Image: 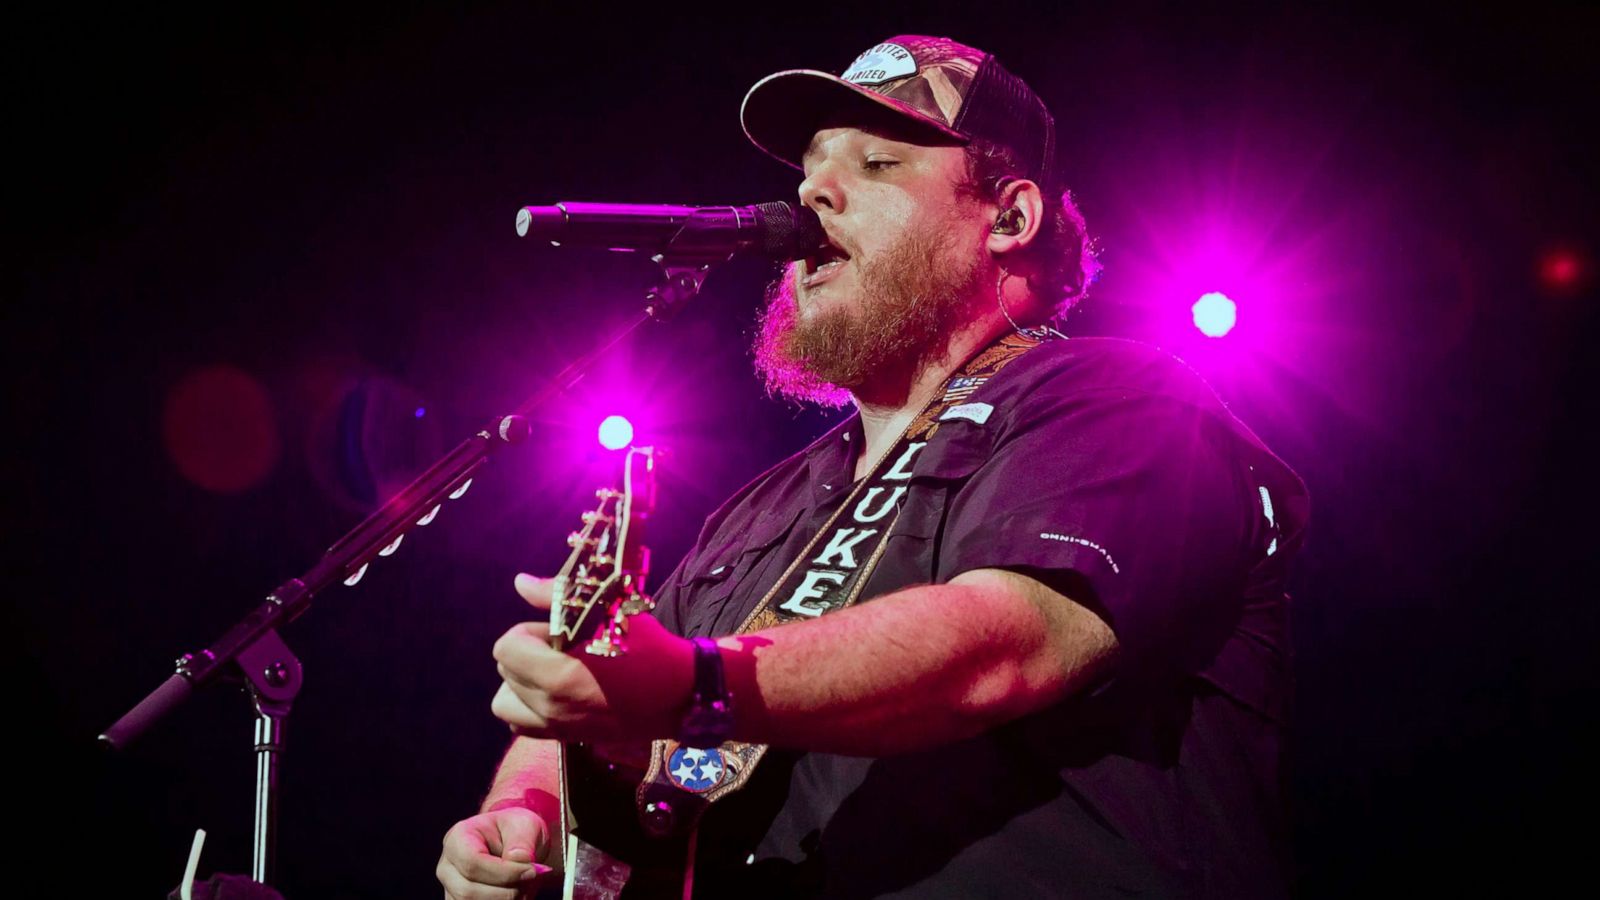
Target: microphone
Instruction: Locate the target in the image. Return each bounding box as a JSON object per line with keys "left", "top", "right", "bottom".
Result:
{"left": 516, "top": 201, "right": 823, "bottom": 262}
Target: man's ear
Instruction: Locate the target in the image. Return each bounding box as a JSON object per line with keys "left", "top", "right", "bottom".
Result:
{"left": 985, "top": 177, "right": 1045, "bottom": 259}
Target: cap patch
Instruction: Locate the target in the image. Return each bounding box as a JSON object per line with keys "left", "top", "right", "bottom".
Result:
{"left": 842, "top": 42, "right": 917, "bottom": 86}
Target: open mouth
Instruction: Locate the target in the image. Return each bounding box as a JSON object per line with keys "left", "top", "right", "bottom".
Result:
{"left": 801, "top": 239, "right": 851, "bottom": 288}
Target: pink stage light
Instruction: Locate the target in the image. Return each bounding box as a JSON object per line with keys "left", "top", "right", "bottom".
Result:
{"left": 597, "top": 415, "right": 634, "bottom": 450}
{"left": 1538, "top": 245, "right": 1588, "bottom": 296}
{"left": 1192, "top": 292, "right": 1238, "bottom": 337}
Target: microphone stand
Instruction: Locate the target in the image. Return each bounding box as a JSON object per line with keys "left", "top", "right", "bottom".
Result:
{"left": 99, "top": 223, "right": 739, "bottom": 890}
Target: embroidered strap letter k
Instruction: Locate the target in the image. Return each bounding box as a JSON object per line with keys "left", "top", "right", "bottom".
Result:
{"left": 812, "top": 528, "right": 878, "bottom": 567}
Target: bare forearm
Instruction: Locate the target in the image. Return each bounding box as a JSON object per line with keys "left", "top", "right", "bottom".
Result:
{"left": 717, "top": 569, "right": 1117, "bottom": 756}
{"left": 482, "top": 736, "right": 561, "bottom": 823}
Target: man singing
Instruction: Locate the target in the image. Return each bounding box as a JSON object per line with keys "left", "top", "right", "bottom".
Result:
{"left": 439, "top": 35, "right": 1307, "bottom": 899}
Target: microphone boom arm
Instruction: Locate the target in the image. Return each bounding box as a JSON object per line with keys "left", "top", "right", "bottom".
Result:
{"left": 98, "top": 298, "right": 654, "bottom": 887}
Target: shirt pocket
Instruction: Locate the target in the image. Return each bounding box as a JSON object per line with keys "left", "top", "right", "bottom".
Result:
{"left": 861, "top": 437, "right": 991, "bottom": 596}
{"left": 679, "top": 505, "right": 803, "bottom": 637}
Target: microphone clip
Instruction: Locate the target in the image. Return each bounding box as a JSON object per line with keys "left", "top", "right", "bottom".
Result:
{"left": 644, "top": 255, "right": 713, "bottom": 321}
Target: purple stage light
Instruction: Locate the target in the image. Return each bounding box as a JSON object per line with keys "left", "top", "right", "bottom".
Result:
{"left": 1192, "top": 292, "right": 1238, "bottom": 337}
{"left": 414, "top": 406, "right": 426, "bottom": 418}
{"left": 598, "top": 415, "right": 634, "bottom": 450}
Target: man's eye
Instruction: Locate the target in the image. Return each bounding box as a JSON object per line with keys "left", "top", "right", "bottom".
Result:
{"left": 864, "top": 159, "right": 899, "bottom": 171}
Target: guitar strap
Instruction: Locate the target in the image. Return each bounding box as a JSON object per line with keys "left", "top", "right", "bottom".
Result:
{"left": 636, "top": 332, "right": 1046, "bottom": 837}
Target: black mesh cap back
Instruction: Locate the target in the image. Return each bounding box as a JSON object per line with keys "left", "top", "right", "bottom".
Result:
{"left": 950, "top": 54, "right": 1059, "bottom": 191}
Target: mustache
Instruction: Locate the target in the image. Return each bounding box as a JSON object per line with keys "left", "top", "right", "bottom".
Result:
{"left": 820, "top": 226, "right": 858, "bottom": 258}
{"left": 793, "top": 226, "right": 860, "bottom": 266}
{"left": 778, "top": 229, "right": 859, "bottom": 294}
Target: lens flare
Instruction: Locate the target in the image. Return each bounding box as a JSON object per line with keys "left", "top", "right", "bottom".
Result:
{"left": 162, "top": 365, "right": 281, "bottom": 493}
{"left": 1537, "top": 245, "right": 1588, "bottom": 296}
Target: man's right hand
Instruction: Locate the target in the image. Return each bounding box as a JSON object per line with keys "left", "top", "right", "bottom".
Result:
{"left": 437, "top": 805, "right": 555, "bottom": 899}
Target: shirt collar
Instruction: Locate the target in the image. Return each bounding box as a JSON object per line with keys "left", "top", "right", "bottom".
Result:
{"left": 803, "top": 412, "right": 862, "bottom": 506}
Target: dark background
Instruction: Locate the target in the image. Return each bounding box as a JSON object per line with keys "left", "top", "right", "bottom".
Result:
{"left": 8, "top": 2, "right": 1596, "bottom": 896}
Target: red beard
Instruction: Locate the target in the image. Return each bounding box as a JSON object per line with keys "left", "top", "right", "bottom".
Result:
{"left": 753, "top": 219, "right": 987, "bottom": 406}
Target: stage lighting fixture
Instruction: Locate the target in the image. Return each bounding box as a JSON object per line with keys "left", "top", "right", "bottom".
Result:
{"left": 598, "top": 415, "right": 634, "bottom": 450}
{"left": 1192, "top": 292, "right": 1238, "bottom": 337}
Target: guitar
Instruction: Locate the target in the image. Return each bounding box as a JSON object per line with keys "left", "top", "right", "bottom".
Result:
{"left": 548, "top": 446, "right": 714, "bottom": 899}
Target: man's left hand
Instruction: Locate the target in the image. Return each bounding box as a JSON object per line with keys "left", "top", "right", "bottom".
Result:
{"left": 492, "top": 573, "right": 696, "bottom": 744}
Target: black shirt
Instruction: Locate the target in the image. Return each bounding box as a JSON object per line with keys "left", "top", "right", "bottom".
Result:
{"left": 652, "top": 337, "right": 1309, "bottom": 899}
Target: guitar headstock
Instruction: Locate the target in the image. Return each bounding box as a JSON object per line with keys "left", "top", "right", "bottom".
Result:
{"left": 550, "top": 445, "right": 658, "bottom": 657}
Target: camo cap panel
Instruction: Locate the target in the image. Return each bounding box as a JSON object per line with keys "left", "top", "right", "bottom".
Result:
{"left": 741, "top": 34, "right": 1058, "bottom": 189}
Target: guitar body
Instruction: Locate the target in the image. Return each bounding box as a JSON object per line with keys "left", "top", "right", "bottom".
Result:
{"left": 562, "top": 741, "right": 790, "bottom": 899}
{"left": 562, "top": 743, "right": 690, "bottom": 899}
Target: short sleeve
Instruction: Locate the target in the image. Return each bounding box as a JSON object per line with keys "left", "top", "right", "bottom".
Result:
{"left": 938, "top": 386, "right": 1264, "bottom": 685}
{"left": 649, "top": 558, "right": 691, "bottom": 636}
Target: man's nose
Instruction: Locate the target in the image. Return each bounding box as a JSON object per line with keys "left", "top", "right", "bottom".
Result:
{"left": 798, "top": 165, "right": 843, "bottom": 215}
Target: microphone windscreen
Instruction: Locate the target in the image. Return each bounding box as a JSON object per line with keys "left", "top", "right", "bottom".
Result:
{"left": 753, "top": 202, "right": 824, "bottom": 261}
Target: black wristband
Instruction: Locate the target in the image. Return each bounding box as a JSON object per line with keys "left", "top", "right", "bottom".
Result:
{"left": 677, "top": 637, "right": 734, "bottom": 747}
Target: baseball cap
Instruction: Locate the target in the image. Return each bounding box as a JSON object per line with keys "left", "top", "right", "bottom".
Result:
{"left": 740, "top": 35, "right": 1058, "bottom": 189}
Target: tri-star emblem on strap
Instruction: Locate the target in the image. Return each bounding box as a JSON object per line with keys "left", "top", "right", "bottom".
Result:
{"left": 665, "top": 746, "right": 728, "bottom": 793}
